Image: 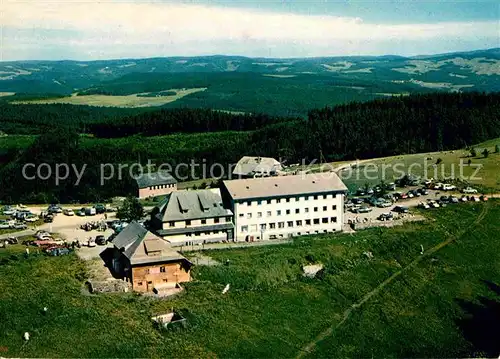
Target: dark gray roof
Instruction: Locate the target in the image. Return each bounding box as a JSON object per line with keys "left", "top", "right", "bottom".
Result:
{"left": 135, "top": 171, "right": 177, "bottom": 189}
{"left": 112, "top": 221, "right": 187, "bottom": 265}
{"left": 157, "top": 223, "right": 234, "bottom": 236}
{"left": 154, "top": 189, "right": 233, "bottom": 222}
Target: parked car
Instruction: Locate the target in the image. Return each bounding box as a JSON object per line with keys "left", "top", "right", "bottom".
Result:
{"left": 351, "top": 197, "right": 364, "bottom": 205}
{"left": 376, "top": 200, "right": 392, "bottom": 208}
{"left": 386, "top": 182, "right": 396, "bottom": 191}
{"left": 46, "top": 247, "right": 71, "bottom": 256}
{"left": 439, "top": 196, "right": 450, "bottom": 204}
{"left": 356, "top": 206, "right": 373, "bottom": 213}
{"left": 468, "top": 196, "right": 480, "bottom": 202}
{"left": 63, "top": 209, "right": 74, "bottom": 216}
{"left": 462, "top": 187, "right": 478, "bottom": 194}
{"left": 378, "top": 213, "right": 393, "bottom": 221}
{"left": 442, "top": 184, "right": 457, "bottom": 191}
{"left": 76, "top": 208, "right": 86, "bottom": 216}
{"left": 460, "top": 195, "right": 468, "bottom": 202}
{"left": 43, "top": 214, "right": 54, "bottom": 223}
{"left": 12, "top": 222, "right": 27, "bottom": 230}
{"left": 479, "top": 195, "right": 488, "bottom": 202}
{"left": 95, "top": 235, "right": 106, "bottom": 246}
{"left": 449, "top": 196, "right": 459, "bottom": 204}
{"left": 94, "top": 204, "right": 106, "bottom": 214}
{"left": 427, "top": 200, "right": 440, "bottom": 208}
{"left": 106, "top": 206, "right": 118, "bottom": 213}
{"left": 356, "top": 189, "right": 366, "bottom": 196}
{"left": 85, "top": 207, "right": 97, "bottom": 216}
{"left": 417, "top": 188, "right": 429, "bottom": 195}
{"left": 0, "top": 221, "right": 11, "bottom": 229}
{"left": 25, "top": 215, "right": 39, "bottom": 223}
{"left": 48, "top": 205, "right": 62, "bottom": 214}
{"left": 418, "top": 202, "right": 430, "bottom": 209}
{"left": 86, "top": 239, "right": 97, "bottom": 248}
{"left": 2, "top": 206, "right": 16, "bottom": 215}
{"left": 392, "top": 206, "right": 409, "bottom": 213}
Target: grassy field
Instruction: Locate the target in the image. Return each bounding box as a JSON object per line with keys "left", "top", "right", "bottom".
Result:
{"left": 1, "top": 201, "right": 499, "bottom": 358}
{"left": 318, "top": 137, "right": 500, "bottom": 193}
{"left": 12, "top": 88, "right": 207, "bottom": 108}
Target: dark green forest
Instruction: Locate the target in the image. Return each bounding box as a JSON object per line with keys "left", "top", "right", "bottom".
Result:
{"left": 0, "top": 92, "right": 499, "bottom": 203}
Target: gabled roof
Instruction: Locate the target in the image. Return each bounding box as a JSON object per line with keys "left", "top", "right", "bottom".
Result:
{"left": 223, "top": 172, "right": 348, "bottom": 200}
{"left": 111, "top": 221, "right": 187, "bottom": 265}
{"left": 154, "top": 189, "right": 233, "bottom": 222}
{"left": 232, "top": 156, "right": 282, "bottom": 176}
{"left": 135, "top": 171, "right": 177, "bottom": 189}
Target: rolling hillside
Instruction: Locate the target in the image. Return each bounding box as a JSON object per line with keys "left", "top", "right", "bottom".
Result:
{"left": 1, "top": 48, "right": 499, "bottom": 116}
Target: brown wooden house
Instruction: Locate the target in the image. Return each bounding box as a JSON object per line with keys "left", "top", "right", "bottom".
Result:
{"left": 110, "top": 222, "right": 192, "bottom": 293}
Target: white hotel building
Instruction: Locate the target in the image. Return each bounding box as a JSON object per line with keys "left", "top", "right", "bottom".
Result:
{"left": 222, "top": 173, "right": 347, "bottom": 241}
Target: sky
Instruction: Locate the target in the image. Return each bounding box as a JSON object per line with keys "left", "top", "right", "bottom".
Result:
{"left": 1, "top": 0, "right": 499, "bottom": 61}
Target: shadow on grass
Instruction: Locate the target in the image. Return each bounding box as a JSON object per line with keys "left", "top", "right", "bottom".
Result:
{"left": 456, "top": 280, "right": 500, "bottom": 358}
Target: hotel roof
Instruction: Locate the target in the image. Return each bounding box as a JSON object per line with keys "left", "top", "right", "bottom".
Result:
{"left": 223, "top": 172, "right": 347, "bottom": 200}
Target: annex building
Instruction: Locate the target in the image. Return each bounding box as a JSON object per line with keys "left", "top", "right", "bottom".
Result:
{"left": 150, "top": 189, "right": 234, "bottom": 247}
{"left": 222, "top": 172, "right": 347, "bottom": 241}
{"left": 135, "top": 170, "right": 177, "bottom": 199}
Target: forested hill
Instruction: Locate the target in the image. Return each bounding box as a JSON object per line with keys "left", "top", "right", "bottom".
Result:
{"left": 0, "top": 91, "right": 499, "bottom": 203}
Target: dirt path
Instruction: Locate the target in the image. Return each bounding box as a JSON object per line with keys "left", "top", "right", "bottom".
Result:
{"left": 296, "top": 202, "right": 491, "bottom": 359}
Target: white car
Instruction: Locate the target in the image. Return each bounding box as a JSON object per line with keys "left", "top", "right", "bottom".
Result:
{"left": 434, "top": 183, "right": 444, "bottom": 190}
{"left": 419, "top": 202, "right": 430, "bottom": 209}
{"left": 87, "top": 239, "right": 96, "bottom": 248}
{"left": 462, "top": 187, "right": 478, "bottom": 194}
{"left": 63, "top": 209, "right": 74, "bottom": 216}
{"left": 24, "top": 215, "right": 39, "bottom": 222}
{"left": 428, "top": 200, "right": 440, "bottom": 208}
{"left": 442, "top": 184, "right": 456, "bottom": 191}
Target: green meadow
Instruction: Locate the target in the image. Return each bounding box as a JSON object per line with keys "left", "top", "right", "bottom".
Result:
{"left": 1, "top": 201, "right": 499, "bottom": 358}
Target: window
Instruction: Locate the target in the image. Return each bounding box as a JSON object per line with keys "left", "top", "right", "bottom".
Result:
{"left": 201, "top": 219, "right": 207, "bottom": 224}
{"left": 296, "top": 220, "right": 302, "bottom": 226}
{"left": 226, "top": 217, "right": 232, "bottom": 222}
{"left": 314, "top": 207, "right": 318, "bottom": 212}
{"left": 295, "top": 196, "right": 300, "bottom": 202}
{"left": 138, "top": 281, "right": 143, "bottom": 286}
{"left": 322, "top": 218, "right": 328, "bottom": 224}
{"left": 257, "top": 200, "right": 262, "bottom": 205}
{"left": 250, "top": 225, "right": 258, "bottom": 232}
{"left": 169, "top": 221, "right": 175, "bottom": 227}
{"left": 195, "top": 232, "right": 200, "bottom": 236}
{"left": 145, "top": 269, "right": 150, "bottom": 274}
{"left": 305, "top": 208, "right": 309, "bottom": 213}
{"left": 286, "top": 198, "right": 290, "bottom": 203}
{"left": 295, "top": 208, "right": 300, "bottom": 214}
{"left": 239, "top": 213, "right": 244, "bottom": 218}
{"left": 241, "top": 225, "right": 248, "bottom": 232}
{"left": 214, "top": 217, "right": 220, "bottom": 223}
{"left": 332, "top": 205, "right": 337, "bottom": 210}
{"left": 313, "top": 218, "right": 320, "bottom": 224}
{"left": 331, "top": 217, "right": 337, "bottom": 223}
{"left": 260, "top": 224, "right": 266, "bottom": 231}
{"left": 323, "top": 206, "right": 327, "bottom": 211}
{"left": 286, "top": 209, "right": 291, "bottom": 215}
{"left": 247, "top": 201, "right": 252, "bottom": 206}
{"left": 277, "top": 210, "right": 282, "bottom": 216}
{"left": 186, "top": 220, "right": 191, "bottom": 226}
{"left": 278, "top": 222, "right": 285, "bottom": 229}
{"left": 160, "top": 266, "right": 166, "bottom": 273}
{"left": 304, "top": 196, "right": 309, "bottom": 201}
{"left": 247, "top": 213, "right": 252, "bottom": 219}
{"left": 323, "top": 194, "right": 327, "bottom": 199}
{"left": 276, "top": 199, "right": 281, "bottom": 204}
{"left": 287, "top": 221, "right": 294, "bottom": 228}
{"left": 269, "top": 223, "right": 276, "bottom": 229}
{"left": 314, "top": 195, "right": 318, "bottom": 200}
{"left": 306, "top": 219, "right": 311, "bottom": 225}
{"left": 267, "top": 211, "right": 272, "bottom": 217}
{"left": 257, "top": 212, "right": 262, "bottom": 218}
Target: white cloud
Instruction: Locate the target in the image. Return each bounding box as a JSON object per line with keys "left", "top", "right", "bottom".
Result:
{"left": 1, "top": 0, "right": 498, "bottom": 60}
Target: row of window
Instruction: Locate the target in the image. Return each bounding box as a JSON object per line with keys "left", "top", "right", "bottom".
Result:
{"left": 240, "top": 217, "right": 337, "bottom": 232}
{"left": 137, "top": 278, "right": 169, "bottom": 286}
{"left": 144, "top": 266, "right": 167, "bottom": 274}
{"left": 149, "top": 183, "right": 175, "bottom": 190}
{"left": 169, "top": 217, "right": 232, "bottom": 227}
{"left": 239, "top": 205, "right": 337, "bottom": 219}
{"left": 243, "top": 193, "right": 337, "bottom": 206}
{"left": 185, "top": 230, "right": 222, "bottom": 237}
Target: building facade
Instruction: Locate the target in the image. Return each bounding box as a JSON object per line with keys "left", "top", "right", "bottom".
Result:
{"left": 222, "top": 173, "right": 347, "bottom": 241}
{"left": 136, "top": 171, "right": 178, "bottom": 199}
{"left": 150, "top": 189, "right": 234, "bottom": 247}
{"left": 110, "top": 222, "right": 192, "bottom": 293}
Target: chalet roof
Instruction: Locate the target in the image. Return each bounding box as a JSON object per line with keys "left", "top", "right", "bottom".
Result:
{"left": 223, "top": 172, "right": 348, "bottom": 201}
{"left": 135, "top": 171, "right": 177, "bottom": 189}
{"left": 232, "top": 156, "right": 282, "bottom": 176}
{"left": 111, "top": 221, "right": 187, "bottom": 265}
{"left": 154, "top": 189, "right": 233, "bottom": 222}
